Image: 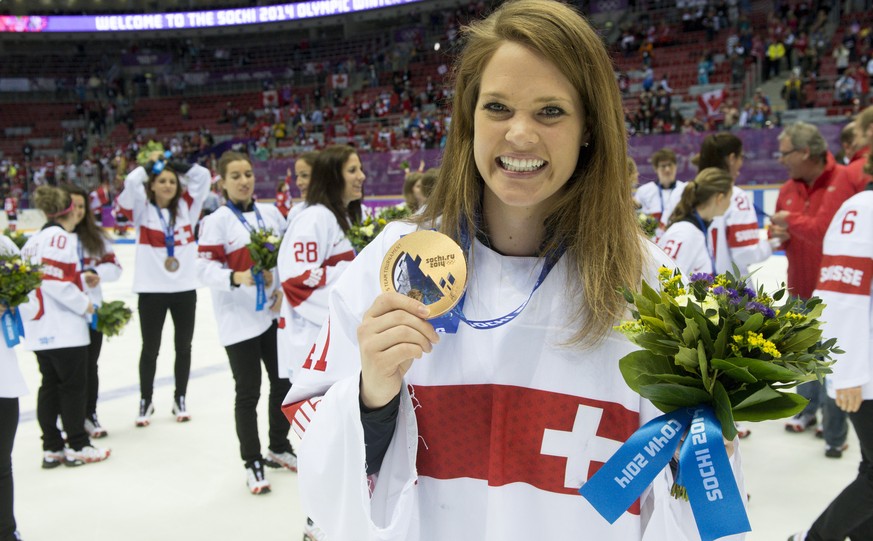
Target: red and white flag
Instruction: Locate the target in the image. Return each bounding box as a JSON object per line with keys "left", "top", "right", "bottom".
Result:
{"left": 698, "top": 87, "right": 725, "bottom": 118}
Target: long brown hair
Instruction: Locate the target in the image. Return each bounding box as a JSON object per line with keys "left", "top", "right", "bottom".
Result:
{"left": 61, "top": 184, "right": 108, "bottom": 258}
{"left": 417, "top": 0, "right": 644, "bottom": 346}
{"left": 145, "top": 167, "right": 182, "bottom": 223}
{"left": 697, "top": 133, "right": 743, "bottom": 172}
{"left": 305, "top": 145, "right": 363, "bottom": 233}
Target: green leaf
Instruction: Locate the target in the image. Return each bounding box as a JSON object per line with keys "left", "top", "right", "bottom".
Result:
{"left": 640, "top": 315, "right": 669, "bottom": 333}
{"left": 732, "top": 392, "right": 808, "bottom": 421}
{"left": 730, "top": 384, "right": 782, "bottom": 410}
{"left": 778, "top": 327, "right": 823, "bottom": 353}
{"left": 712, "top": 381, "right": 737, "bottom": 440}
{"left": 675, "top": 346, "right": 700, "bottom": 372}
{"left": 641, "top": 280, "right": 662, "bottom": 305}
{"left": 713, "top": 319, "right": 731, "bottom": 360}
{"left": 635, "top": 294, "right": 657, "bottom": 319}
{"left": 735, "top": 312, "right": 764, "bottom": 335}
{"left": 697, "top": 341, "right": 711, "bottom": 391}
{"left": 724, "top": 357, "right": 802, "bottom": 382}
{"left": 710, "top": 358, "right": 759, "bottom": 384}
{"left": 638, "top": 383, "right": 712, "bottom": 408}
{"left": 619, "top": 351, "right": 677, "bottom": 392}
{"left": 630, "top": 333, "right": 679, "bottom": 356}
{"left": 690, "top": 309, "right": 714, "bottom": 351}
{"left": 655, "top": 303, "right": 682, "bottom": 334}
{"left": 635, "top": 373, "right": 707, "bottom": 388}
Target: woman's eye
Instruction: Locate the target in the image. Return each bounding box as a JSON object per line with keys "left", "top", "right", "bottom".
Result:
{"left": 483, "top": 102, "right": 508, "bottom": 113}
{"left": 541, "top": 106, "right": 565, "bottom": 117}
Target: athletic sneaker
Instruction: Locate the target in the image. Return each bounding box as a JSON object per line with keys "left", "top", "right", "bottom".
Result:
{"left": 245, "top": 460, "right": 271, "bottom": 495}
{"left": 787, "top": 531, "right": 808, "bottom": 541}
{"left": 135, "top": 399, "right": 155, "bottom": 427}
{"left": 41, "top": 450, "right": 65, "bottom": 469}
{"left": 172, "top": 396, "right": 191, "bottom": 422}
{"left": 825, "top": 443, "right": 849, "bottom": 458}
{"left": 785, "top": 412, "right": 816, "bottom": 433}
{"left": 265, "top": 449, "right": 298, "bottom": 472}
{"left": 303, "top": 517, "right": 327, "bottom": 541}
{"left": 85, "top": 413, "right": 108, "bottom": 439}
{"left": 64, "top": 445, "right": 111, "bottom": 466}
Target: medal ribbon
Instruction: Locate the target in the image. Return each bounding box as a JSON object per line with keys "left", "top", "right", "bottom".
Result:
{"left": 1, "top": 303, "right": 25, "bottom": 347}
{"left": 427, "top": 223, "right": 564, "bottom": 333}
{"left": 77, "top": 241, "right": 98, "bottom": 330}
{"left": 226, "top": 201, "right": 268, "bottom": 311}
{"left": 153, "top": 204, "right": 176, "bottom": 263}
{"left": 579, "top": 406, "right": 750, "bottom": 541}
{"left": 691, "top": 211, "right": 716, "bottom": 274}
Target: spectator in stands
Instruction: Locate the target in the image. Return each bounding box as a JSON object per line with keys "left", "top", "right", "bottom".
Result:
{"left": 782, "top": 71, "right": 803, "bottom": 110}
{"left": 771, "top": 122, "right": 855, "bottom": 453}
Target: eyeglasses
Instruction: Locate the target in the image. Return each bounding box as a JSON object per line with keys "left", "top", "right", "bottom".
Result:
{"left": 779, "top": 148, "right": 799, "bottom": 158}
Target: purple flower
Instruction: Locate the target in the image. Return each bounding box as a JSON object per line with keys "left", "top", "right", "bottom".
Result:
{"left": 711, "top": 286, "right": 726, "bottom": 296}
{"left": 689, "top": 273, "right": 714, "bottom": 284}
{"left": 742, "top": 287, "right": 756, "bottom": 299}
{"left": 264, "top": 243, "right": 275, "bottom": 252}
{"left": 746, "top": 301, "right": 776, "bottom": 318}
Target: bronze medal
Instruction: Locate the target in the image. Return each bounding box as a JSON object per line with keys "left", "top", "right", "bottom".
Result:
{"left": 164, "top": 256, "right": 180, "bottom": 273}
{"left": 380, "top": 230, "right": 467, "bottom": 319}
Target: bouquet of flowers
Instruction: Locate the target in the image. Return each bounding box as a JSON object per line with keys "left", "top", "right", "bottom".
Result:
{"left": 637, "top": 212, "right": 659, "bottom": 239}
{"left": 3, "top": 229, "right": 27, "bottom": 250}
{"left": 248, "top": 229, "right": 282, "bottom": 273}
{"left": 0, "top": 254, "right": 42, "bottom": 308}
{"left": 96, "top": 300, "right": 133, "bottom": 338}
{"left": 135, "top": 140, "right": 166, "bottom": 167}
{"left": 347, "top": 205, "right": 412, "bottom": 253}
{"left": 616, "top": 267, "right": 840, "bottom": 441}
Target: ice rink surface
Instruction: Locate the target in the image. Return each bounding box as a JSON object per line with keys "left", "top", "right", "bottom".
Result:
{"left": 9, "top": 245, "right": 858, "bottom": 540}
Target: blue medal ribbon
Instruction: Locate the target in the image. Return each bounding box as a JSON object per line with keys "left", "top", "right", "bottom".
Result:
{"left": 153, "top": 204, "right": 176, "bottom": 261}
{"left": 226, "top": 201, "right": 268, "bottom": 311}
{"left": 1, "top": 304, "right": 24, "bottom": 347}
{"left": 427, "top": 222, "right": 564, "bottom": 334}
{"left": 579, "top": 405, "right": 750, "bottom": 541}
{"left": 90, "top": 304, "right": 99, "bottom": 331}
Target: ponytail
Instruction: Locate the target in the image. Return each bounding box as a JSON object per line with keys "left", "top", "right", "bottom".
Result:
{"left": 668, "top": 167, "right": 734, "bottom": 225}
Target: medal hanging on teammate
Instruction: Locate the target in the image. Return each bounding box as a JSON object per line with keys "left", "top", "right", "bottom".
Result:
{"left": 153, "top": 204, "right": 179, "bottom": 273}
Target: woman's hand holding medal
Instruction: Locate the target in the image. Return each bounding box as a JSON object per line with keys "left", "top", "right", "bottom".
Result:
{"left": 358, "top": 292, "right": 439, "bottom": 409}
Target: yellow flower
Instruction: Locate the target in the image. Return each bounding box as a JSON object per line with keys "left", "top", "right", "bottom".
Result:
{"left": 360, "top": 224, "right": 375, "bottom": 237}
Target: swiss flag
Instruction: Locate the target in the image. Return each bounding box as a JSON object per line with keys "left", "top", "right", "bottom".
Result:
{"left": 697, "top": 88, "right": 725, "bottom": 118}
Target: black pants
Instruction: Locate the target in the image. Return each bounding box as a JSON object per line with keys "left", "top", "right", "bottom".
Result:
{"left": 0, "top": 398, "right": 18, "bottom": 538}
{"left": 86, "top": 328, "right": 103, "bottom": 416}
{"left": 138, "top": 291, "right": 196, "bottom": 402}
{"left": 36, "top": 346, "right": 91, "bottom": 451}
{"left": 808, "top": 399, "right": 873, "bottom": 541}
{"left": 225, "top": 322, "right": 292, "bottom": 463}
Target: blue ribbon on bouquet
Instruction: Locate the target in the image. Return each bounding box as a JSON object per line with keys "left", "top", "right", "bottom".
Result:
{"left": 579, "top": 406, "right": 750, "bottom": 541}
{"left": 1, "top": 305, "right": 24, "bottom": 347}
{"left": 90, "top": 304, "right": 99, "bottom": 331}
{"left": 253, "top": 271, "right": 267, "bottom": 311}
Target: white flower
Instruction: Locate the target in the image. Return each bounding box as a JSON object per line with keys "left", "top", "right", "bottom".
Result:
{"left": 360, "top": 224, "right": 375, "bottom": 237}
{"left": 266, "top": 235, "right": 280, "bottom": 244}
{"left": 675, "top": 293, "right": 720, "bottom": 324}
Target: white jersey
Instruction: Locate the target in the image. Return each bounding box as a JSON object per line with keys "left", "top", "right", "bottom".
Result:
{"left": 276, "top": 204, "right": 355, "bottom": 380}
{"left": 286, "top": 200, "right": 306, "bottom": 225}
{"left": 81, "top": 237, "right": 122, "bottom": 305}
{"left": 657, "top": 220, "right": 716, "bottom": 276}
{"left": 116, "top": 164, "right": 210, "bottom": 293}
{"left": 712, "top": 186, "right": 772, "bottom": 276}
{"left": 281, "top": 221, "right": 745, "bottom": 541}
{"left": 636, "top": 180, "right": 685, "bottom": 224}
{"left": 0, "top": 235, "right": 26, "bottom": 398}
{"left": 197, "top": 202, "right": 287, "bottom": 347}
{"left": 19, "top": 225, "right": 91, "bottom": 351}
{"left": 813, "top": 190, "right": 873, "bottom": 399}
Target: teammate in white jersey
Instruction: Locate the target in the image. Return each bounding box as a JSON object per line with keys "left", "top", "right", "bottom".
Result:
{"left": 281, "top": 2, "right": 744, "bottom": 539}
{"left": 658, "top": 168, "right": 734, "bottom": 276}
{"left": 117, "top": 157, "right": 209, "bottom": 427}
{"left": 0, "top": 235, "right": 26, "bottom": 541}
{"left": 286, "top": 151, "right": 318, "bottom": 225}
{"left": 634, "top": 148, "right": 686, "bottom": 240}
{"left": 62, "top": 184, "right": 122, "bottom": 440}
{"left": 791, "top": 183, "right": 873, "bottom": 541}
{"left": 197, "top": 151, "right": 294, "bottom": 495}
{"left": 695, "top": 134, "right": 773, "bottom": 277}
{"left": 20, "top": 186, "right": 110, "bottom": 468}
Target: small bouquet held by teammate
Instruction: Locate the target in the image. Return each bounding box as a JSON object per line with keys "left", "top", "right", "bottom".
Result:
{"left": 347, "top": 205, "right": 412, "bottom": 253}
{"left": 95, "top": 300, "right": 134, "bottom": 338}
{"left": 247, "top": 229, "right": 282, "bottom": 274}
{"left": 0, "top": 253, "right": 42, "bottom": 346}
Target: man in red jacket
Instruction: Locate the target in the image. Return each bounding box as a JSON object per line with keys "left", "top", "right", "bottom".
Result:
{"left": 771, "top": 121, "right": 855, "bottom": 455}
